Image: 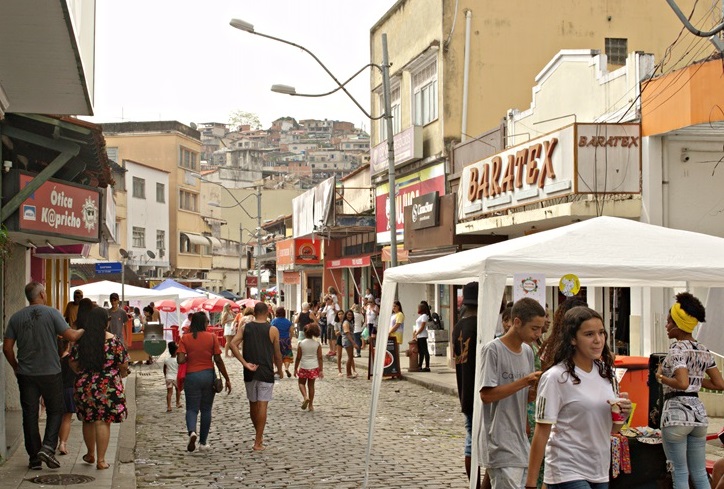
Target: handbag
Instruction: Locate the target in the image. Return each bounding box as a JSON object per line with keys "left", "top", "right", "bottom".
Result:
{"left": 213, "top": 367, "right": 224, "bottom": 393}
{"left": 177, "top": 362, "right": 187, "bottom": 391}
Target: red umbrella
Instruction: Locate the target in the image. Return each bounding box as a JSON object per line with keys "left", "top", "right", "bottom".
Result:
{"left": 201, "top": 297, "right": 240, "bottom": 313}
{"left": 180, "top": 297, "right": 207, "bottom": 313}
{"left": 236, "top": 298, "right": 261, "bottom": 309}
{"left": 154, "top": 299, "right": 178, "bottom": 313}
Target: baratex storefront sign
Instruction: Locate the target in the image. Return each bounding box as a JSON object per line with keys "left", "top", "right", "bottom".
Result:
{"left": 3, "top": 171, "right": 101, "bottom": 241}
{"left": 410, "top": 192, "right": 439, "bottom": 230}
{"left": 458, "top": 123, "right": 640, "bottom": 220}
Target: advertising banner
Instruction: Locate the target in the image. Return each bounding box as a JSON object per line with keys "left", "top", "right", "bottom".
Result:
{"left": 375, "top": 163, "right": 445, "bottom": 245}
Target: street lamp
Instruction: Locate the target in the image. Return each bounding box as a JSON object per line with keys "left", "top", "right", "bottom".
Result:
{"left": 193, "top": 174, "right": 263, "bottom": 298}
{"left": 230, "top": 19, "right": 398, "bottom": 267}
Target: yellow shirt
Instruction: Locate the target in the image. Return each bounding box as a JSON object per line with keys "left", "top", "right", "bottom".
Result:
{"left": 390, "top": 312, "right": 404, "bottom": 344}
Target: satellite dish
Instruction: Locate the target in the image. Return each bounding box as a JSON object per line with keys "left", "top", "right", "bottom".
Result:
{"left": 119, "top": 248, "right": 129, "bottom": 259}
{"left": 147, "top": 250, "right": 156, "bottom": 259}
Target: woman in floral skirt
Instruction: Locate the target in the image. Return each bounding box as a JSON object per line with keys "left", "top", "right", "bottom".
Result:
{"left": 71, "top": 306, "right": 129, "bottom": 470}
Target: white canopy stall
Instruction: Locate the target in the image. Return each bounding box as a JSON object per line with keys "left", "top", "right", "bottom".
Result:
{"left": 71, "top": 280, "right": 178, "bottom": 305}
{"left": 365, "top": 216, "right": 724, "bottom": 488}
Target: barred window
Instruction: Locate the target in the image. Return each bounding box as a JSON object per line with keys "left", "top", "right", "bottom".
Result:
{"left": 132, "top": 227, "right": 145, "bottom": 248}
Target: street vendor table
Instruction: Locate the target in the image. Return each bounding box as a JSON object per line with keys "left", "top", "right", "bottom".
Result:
{"left": 609, "top": 437, "right": 670, "bottom": 489}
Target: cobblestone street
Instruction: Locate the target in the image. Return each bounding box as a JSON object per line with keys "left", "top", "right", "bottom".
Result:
{"left": 134, "top": 357, "right": 468, "bottom": 488}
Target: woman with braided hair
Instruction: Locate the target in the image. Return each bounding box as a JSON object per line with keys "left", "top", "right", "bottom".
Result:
{"left": 657, "top": 292, "right": 724, "bottom": 489}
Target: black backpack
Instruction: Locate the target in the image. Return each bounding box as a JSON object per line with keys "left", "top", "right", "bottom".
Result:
{"left": 429, "top": 312, "right": 443, "bottom": 330}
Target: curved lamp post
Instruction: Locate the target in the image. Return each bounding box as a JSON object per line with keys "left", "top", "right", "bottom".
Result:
{"left": 230, "top": 19, "right": 398, "bottom": 267}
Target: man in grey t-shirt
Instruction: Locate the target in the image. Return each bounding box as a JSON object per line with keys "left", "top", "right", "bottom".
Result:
{"left": 3, "top": 281, "right": 84, "bottom": 470}
{"left": 479, "top": 298, "right": 544, "bottom": 489}
{"left": 107, "top": 292, "right": 128, "bottom": 345}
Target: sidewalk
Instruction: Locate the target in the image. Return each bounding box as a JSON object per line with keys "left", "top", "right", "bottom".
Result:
{"left": 0, "top": 374, "right": 137, "bottom": 489}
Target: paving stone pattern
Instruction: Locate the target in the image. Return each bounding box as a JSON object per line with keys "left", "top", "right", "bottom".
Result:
{"left": 134, "top": 359, "right": 468, "bottom": 488}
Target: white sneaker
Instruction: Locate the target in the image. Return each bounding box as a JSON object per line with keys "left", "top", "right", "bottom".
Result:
{"left": 187, "top": 432, "right": 197, "bottom": 452}
{"left": 199, "top": 443, "right": 212, "bottom": 452}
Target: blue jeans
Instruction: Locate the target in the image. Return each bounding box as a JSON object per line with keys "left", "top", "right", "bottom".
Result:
{"left": 17, "top": 373, "right": 64, "bottom": 462}
{"left": 661, "top": 424, "right": 709, "bottom": 489}
{"left": 354, "top": 332, "right": 362, "bottom": 355}
{"left": 547, "top": 482, "right": 608, "bottom": 489}
{"left": 184, "top": 369, "right": 215, "bottom": 445}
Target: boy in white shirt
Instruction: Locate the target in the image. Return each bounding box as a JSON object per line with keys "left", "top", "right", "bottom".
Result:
{"left": 163, "top": 342, "right": 182, "bottom": 412}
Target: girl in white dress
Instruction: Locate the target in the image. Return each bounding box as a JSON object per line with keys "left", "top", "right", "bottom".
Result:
{"left": 294, "top": 323, "right": 324, "bottom": 411}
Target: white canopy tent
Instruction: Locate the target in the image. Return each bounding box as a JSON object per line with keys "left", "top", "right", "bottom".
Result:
{"left": 71, "top": 280, "right": 179, "bottom": 305}
{"left": 365, "top": 216, "right": 724, "bottom": 488}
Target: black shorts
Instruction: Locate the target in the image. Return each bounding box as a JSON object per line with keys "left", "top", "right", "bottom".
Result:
{"left": 336, "top": 335, "right": 343, "bottom": 347}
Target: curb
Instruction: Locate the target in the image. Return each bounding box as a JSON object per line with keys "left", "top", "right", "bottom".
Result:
{"left": 343, "top": 352, "right": 459, "bottom": 397}
{"left": 114, "top": 372, "right": 137, "bottom": 489}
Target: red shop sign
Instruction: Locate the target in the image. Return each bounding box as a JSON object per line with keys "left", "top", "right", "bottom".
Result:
{"left": 5, "top": 172, "right": 101, "bottom": 241}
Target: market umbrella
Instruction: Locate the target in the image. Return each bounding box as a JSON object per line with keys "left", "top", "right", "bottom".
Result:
{"left": 236, "top": 298, "right": 261, "bottom": 309}
{"left": 154, "top": 299, "right": 178, "bottom": 313}
{"left": 201, "top": 297, "right": 240, "bottom": 313}
{"left": 180, "top": 297, "right": 207, "bottom": 312}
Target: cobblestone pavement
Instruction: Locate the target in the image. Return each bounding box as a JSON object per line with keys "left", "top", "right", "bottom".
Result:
{"left": 134, "top": 357, "right": 468, "bottom": 488}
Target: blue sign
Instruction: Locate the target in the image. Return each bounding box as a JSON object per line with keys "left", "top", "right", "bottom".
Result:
{"left": 95, "top": 262, "right": 122, "bottom": 274}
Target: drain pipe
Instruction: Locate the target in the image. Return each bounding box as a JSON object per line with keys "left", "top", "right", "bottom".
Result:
{"left": 461, "top": 9, "right": 472, "bottom": 142}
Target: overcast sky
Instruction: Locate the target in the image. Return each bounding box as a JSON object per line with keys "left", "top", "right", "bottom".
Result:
{"left": 86, "top": 1, "right": 396, "bottom": 131}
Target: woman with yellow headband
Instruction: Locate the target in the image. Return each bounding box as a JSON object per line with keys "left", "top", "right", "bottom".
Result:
{"left": 657, "top": 292, "right": 724, "bottom": 489}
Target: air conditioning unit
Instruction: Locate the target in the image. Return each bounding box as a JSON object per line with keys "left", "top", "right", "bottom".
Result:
{"left": 158, "top": 248, "right": 165, "bottom": 258}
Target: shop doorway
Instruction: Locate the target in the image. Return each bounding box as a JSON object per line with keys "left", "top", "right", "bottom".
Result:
{"left": 308, "top": 276, "right": 323, "bottom": 304}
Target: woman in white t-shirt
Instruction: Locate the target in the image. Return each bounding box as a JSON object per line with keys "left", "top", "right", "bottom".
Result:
{"left": 526, "top": 306, "right": 631, "bottom": 489}
{"left": 294, "top": 323, "right": 324, "bottom": 411}
{"left": 413, "top": 302, "right": 431, "bottom": 371}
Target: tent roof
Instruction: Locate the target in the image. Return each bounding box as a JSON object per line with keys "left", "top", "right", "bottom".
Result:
{"left": 71, "top": 280, "right": 178, "bottom": 304}
{"left": 385, "top": 217, "right": 724, "bottom": 288}
{"left": 153, "top": 279, "right": 198, "bottom": 293}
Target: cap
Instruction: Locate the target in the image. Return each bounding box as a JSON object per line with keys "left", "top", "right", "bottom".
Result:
{"left": 375, "top": 298, "right": 381, "bottom": 305}
{"left": 462, "top": 282, "right": 479, "bottom": 306}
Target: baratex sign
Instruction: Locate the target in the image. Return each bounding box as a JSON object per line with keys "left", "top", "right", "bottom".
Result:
{"left": 410, "top": 192, "right": 439, "bottom": 230}
{"left": 458, "top": 123, "right": 640, "bottom": 220}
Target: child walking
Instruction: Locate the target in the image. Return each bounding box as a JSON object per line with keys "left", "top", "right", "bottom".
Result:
{"left": 294, "top": 323, "right": 324, "bottom": 411}
{"left": 163, "top": 342, "right": 182, "bottom": 412}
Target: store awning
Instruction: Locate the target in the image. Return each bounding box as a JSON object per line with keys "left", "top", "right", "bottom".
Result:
{"left": 206, "top": 236, "right": 223, "bottom": 250}
{"left": 326, "top": 253, "right": 377, "bottom": 269}
{"left": 407, "top": 246, "right": 458, "bottom": 263}
{"left": 181, "top": 232, "right": 210, "bottom": 247}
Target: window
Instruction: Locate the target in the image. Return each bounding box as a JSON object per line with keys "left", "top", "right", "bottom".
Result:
{"left": 156, "top": 230, "right": 165, "bottom": 251}
{"left": 132, "top": 227, "right": 145, "bottom": 248}
{"left": 179, "top": 147, "right": 198, "bottom": 170}
{"left": 132, "top": 177, "right": 145, "bottom": 199}
{"left": 605, "top": 38, "right": 628, "bottom": 65}
{"left": 106, "top": 147, "right": 119, "bottom": 163}
{"left": 380, "top": 85, "right": 401, "bottom": 141}
{"left": 156, "top": 182, "right": 165, "bottom": 203}
{"left": 179, "top": 190, "right": 198, "bottom": 212}
{"left": 413, "top": 59, "right": 438, "bottom": 126}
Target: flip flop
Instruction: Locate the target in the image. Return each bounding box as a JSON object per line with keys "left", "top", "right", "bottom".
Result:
{"left": 301, "top": 399, "right": 309, "bottom": 410}
{"left": 58, "top": 443, "right": 68, "bottom": 455}
{"left": 166, "top": 408, "right": 172, "bottom": 413}
{"left": 252, "top": 445, "right": 266, "bottom": 451}
{"left": 96, "top": 461, "right": 110, "bottom": 470}
{"left": 82, "top": 454, "right": 95, "bottom": 464}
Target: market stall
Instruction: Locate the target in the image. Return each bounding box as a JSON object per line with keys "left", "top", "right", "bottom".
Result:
{"left": 366, "top": 216, "right": 724, "bottom": 489}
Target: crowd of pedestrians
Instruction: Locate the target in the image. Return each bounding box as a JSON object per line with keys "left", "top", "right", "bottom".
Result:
{"left": 6, "top": 278, "right": 724, "bottom": 488}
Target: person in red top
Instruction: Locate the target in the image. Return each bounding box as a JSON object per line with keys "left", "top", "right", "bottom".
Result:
{"left": 177, "top": 312, "right": 231, "bottom": 452}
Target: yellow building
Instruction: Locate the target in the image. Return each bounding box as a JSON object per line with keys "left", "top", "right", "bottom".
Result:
{"left": 102, "top": 121, "right": 212, "bottom": 280}
{"left": 370, "top": 0, "right": 713, "bottom": 158}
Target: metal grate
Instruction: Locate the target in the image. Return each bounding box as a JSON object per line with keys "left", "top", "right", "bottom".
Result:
{"left": 26, "top": 474, "right": 96, "bottom": 485}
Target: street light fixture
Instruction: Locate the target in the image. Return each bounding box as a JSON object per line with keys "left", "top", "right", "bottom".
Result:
{"left": 230, "top": 19, "right": 399, "bottom": 266}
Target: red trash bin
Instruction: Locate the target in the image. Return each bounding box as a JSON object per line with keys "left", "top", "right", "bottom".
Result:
{"left": 614, "top": 356, "right": 649, "bottom": 427}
